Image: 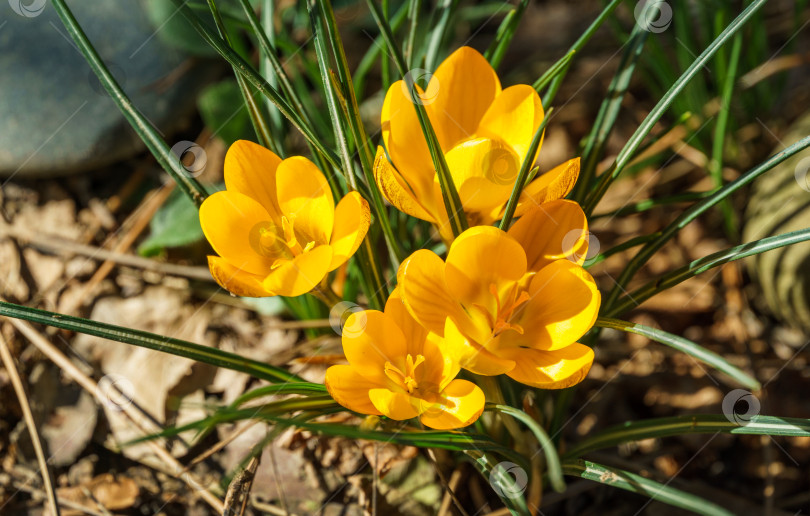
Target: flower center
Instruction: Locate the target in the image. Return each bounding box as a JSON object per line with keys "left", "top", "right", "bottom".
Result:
{"left": 251, "top": 214, "right": 316, "bottom": 269}
{"left": 384, "top": 353, "right": 426, "bottom": 394}
{"left": 475, "top": 283, "right": 531, "bottom": 337}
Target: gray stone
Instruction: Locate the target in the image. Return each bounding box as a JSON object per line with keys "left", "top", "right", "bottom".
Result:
{"left": 0, "top": 0, "right": 212, "bottom": 178}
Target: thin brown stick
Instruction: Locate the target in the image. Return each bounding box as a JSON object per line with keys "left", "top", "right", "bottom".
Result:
{"left": 0, "top": 334, "right": 61, "bottom": 516}
{"left": 223, "top": 455, "right": 260, "bottom": 516}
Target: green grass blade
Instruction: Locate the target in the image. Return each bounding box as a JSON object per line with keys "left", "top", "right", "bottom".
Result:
{"left": 607, "top": 227, "right": 810, "bottom": 317}
{"left": 583, "top": 0, "right": 767, "bottom": 215}
{"left": 595, "top": 317, "right": 760, "bottom": 390}
{"left": 562, "top": 459, "right": 733, "bottom": 516}
{"left": 50, "top": 0, "right": 208, "bottom": 207}
{"left": 566, "top": 415, "right": 810, "bottom": 459}
{"left": 498, "top": 108, "right": 554, "bottom": 230}
{"left": 489, "top": 404, "right": 565, "bottom": 493}
{"left": 484, "top": 0, "right": 529, "bottom": 71}
{"left": 170, "top": 0, "right": 342, "bottom": 170}
{"left": 353, "top": 2, "right": 409, "bottom": 98}
{"left": 585, "top": 233, "right": 661, "bottom": 266}
{"left": 230, "top": 383, "right": 329, "bottom": 408}
{"left": 591, "top": 190, "right": 714, "bottom": 219}
{"left": 365, "top": 0, "right": 469, "bottom": 237}
{"left": 571, "top": 24, "right": 649, "bottom": 202}
{"left": 532, "top": 50, "right": 575, "bottom": 93}
{"left": 603, "top": 134, "right": 810, "bottom": 313}
{"left": 464, "top": 451, "right": 530, "bottom": 515}
{"left": 423, "top": 0, "right": 459, "bottom": 72}
{"left": 0, "top": 301, "right": 306, "bottom": 384}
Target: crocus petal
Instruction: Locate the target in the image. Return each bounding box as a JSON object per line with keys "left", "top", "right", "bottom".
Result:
{"left": 373, "top": 147, "right": 436, "bottom": 222}
{"left": 444, "top": 138, "right": 518, "bottom": 214}
{"left": 501, "top": 344, "right": 594, "bottom": 389}
{"left": 325, "top": 365, "right": 382, "bottom": 415}
{"left": 385, "top": 288, "right": 429, "bottom": 358}
{"left": 476, "top": 84, "right": 545, "bottom": 165}
{"left": 419, "top": 379, "right": 485, "bottom": 430}
{"left": 507, "top": 199, "right": 589, "bottom": 271}
{"left": 516, "top": 260, "right": 600, "bottom": 351}
{"left": 262, "top": 245, "right": 332, "bottom": 297}
{"left": 369, "top": 388, "right": 422, "bottom": 420}
{"left": 514, "top": 158, "right": 580, "bottom": 217}
{"left": 275, "top": 156, "right": 335, "bottom": 244}
{"left": 207, "top": 256, "right": 270, "bottom": 297}
{"left": 342, "top": 310, "right": 408, "bottom": 384}
{"left": 328, "top": 192, "right": 371, "bottom": 271}
{"left": 397, "top": 250, "right": 466, "bottom": 336}
{"left": 426, "top": 47, "right": 501, "bottom": 151}
{"left": 381, "top": 82, "right": 436, "bottom": 198}
{"left": 223, "top": 140, "right": 284, "bottom": 220}
{"left": 444, "top": 226, "right": 527, "bottom": 311}
{"left": 199, "top": 191, "right": 274, "bottom": 276}
{"left": 442, "top": 318, "right": 515, "bottom": 376}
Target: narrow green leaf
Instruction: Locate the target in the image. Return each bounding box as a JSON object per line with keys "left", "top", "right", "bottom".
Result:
{"left": 423, "top": 0, "right": 459, "bottom": 73}
{"left": 50, "top": 0, "right": 208, "bottom": 207}
{"left": 488, "top": 404, "right": 566, "bottom": 493}
{"left": 562, "top": 459, "right": 733, "bottom": 516}
{"left": 566, "top": 415, "right": 810, "bottom": 459}
{"left": 0, "top": 301, "right": 306, "bottom": 384}
{"left": 465, "top": 450, "right": 531, "bottom": 515}
{"left": 230, "top": 383, "right": 329, "bottom": 408}
{"left": 484, "top": 0, "right": 529, "bottom": 71}
{"left": 595, "top": 317, "right": 760, "bottom": 389}
{"left": 607, "top": 227, "right": 810, "bottom": 317}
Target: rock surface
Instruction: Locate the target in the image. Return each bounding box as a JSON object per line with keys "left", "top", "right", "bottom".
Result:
{"left": 0, "top": 0, "right": 209, "bottom": 178}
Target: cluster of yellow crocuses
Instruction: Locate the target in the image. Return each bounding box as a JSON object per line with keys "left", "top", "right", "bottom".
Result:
{"left": 199, "top": 47, "right": 600, "bottom": 430}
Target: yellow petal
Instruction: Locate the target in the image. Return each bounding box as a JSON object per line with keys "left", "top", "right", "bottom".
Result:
{"left": 328, "top": 192, "right": 371, "bottom": 271}
{"left": 507, "top": 199, "right": 589, "bottom": 271}
{"left": 501, "top": 343, "right": 594, "bottom": 389}
{"left": 516, "top": 260, "right": 600, "bottom": 351}
{"left": 476, "top": 85, "right": 545, "bottom": 165}
{"left": 444, "top": 226, "right": 527, "bottom": 311}
{"left": 419, "top": 379, "right": 485, "bottom": 430}
{"left": 199, "top": 191, "right": 274, "bottom": 276}
{"left": 275, "top": 156, "right": 335, "bottom": 244}
{"left": 342, "top": 310, "right": 407, "bottom": 384}
{"left": 381, "top": 82, "right": 436, "bottom": 199}
{"left": 262, "top": 245, "right": 332, "bottom": 297}
{"left": 207, "top": 255, "right": 270, "bottom": 297}
{"left": 442, "top": 318, "right": 515, "bottom": 376}
{"left": 397, "top": 250, "right": 465, "bottom": 336}
{"left": 444, "top": 138, "right": 518, "bottom": 214}
{"left": 385, "top": 288, "right": 429, "bottom": 358}
{"left": 325, "top": 365, "right": 382, "bottom": 415}
{"left": 426, "top": 47, "right": 501, "bottom": 151}
{"left": 369, "top": 388, "right": 422, "bottom": 420}
{"left": 514, "top": 157, "right": 580, "bottom": 217}
{"left": 373, "top": 146, "right": 436, "bottom": 222}
{"left": 223, "top": 140, "right": 284, "bottom": 220}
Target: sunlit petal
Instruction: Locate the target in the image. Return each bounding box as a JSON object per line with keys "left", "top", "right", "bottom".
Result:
{"left": 476, "top": 84, "right": 545, "bottom": 165}
{"left": 507, "top": 199, "right": 589, "bottom": 271}
{"left": 223, "top": 139, "right": 284, "bottom": 220}
{"left": 325, "top": 365, "right": 382, "bottom": 415}
{"left": 207, "top": 256, "right": 270, "bottom": 297}
{"left": 275, "top": 156, "right": 335, "bottom": 244}
{"left": 419, "top": 379, "right": 485, "bottom": 430}
{"left": 514, "top": 158, "right": 580, "bottom": 217}
{"left": 261, "top": 245, "right": 332, "bottom": 297}
{"left": 501, "top": 344, "right": 594, "bottom": 389}
{"left": 369, "top": 388, "right": 422, "bottom": 420}
{"left": 328, "top": 192, "right": 371, "bottom": 271}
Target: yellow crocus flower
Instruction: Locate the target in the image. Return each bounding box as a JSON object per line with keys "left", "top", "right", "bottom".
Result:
{"left": 397, "top": 200, "right": 600, "bottom": 388}
{"left": 199, "top": 140, "right": 370, "bottom": 298}
{"left": 325, "top": 291, "right": 486, "bottom": 430}
{"left": 374, "top": 46, "right": 580, "bottom": 238}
